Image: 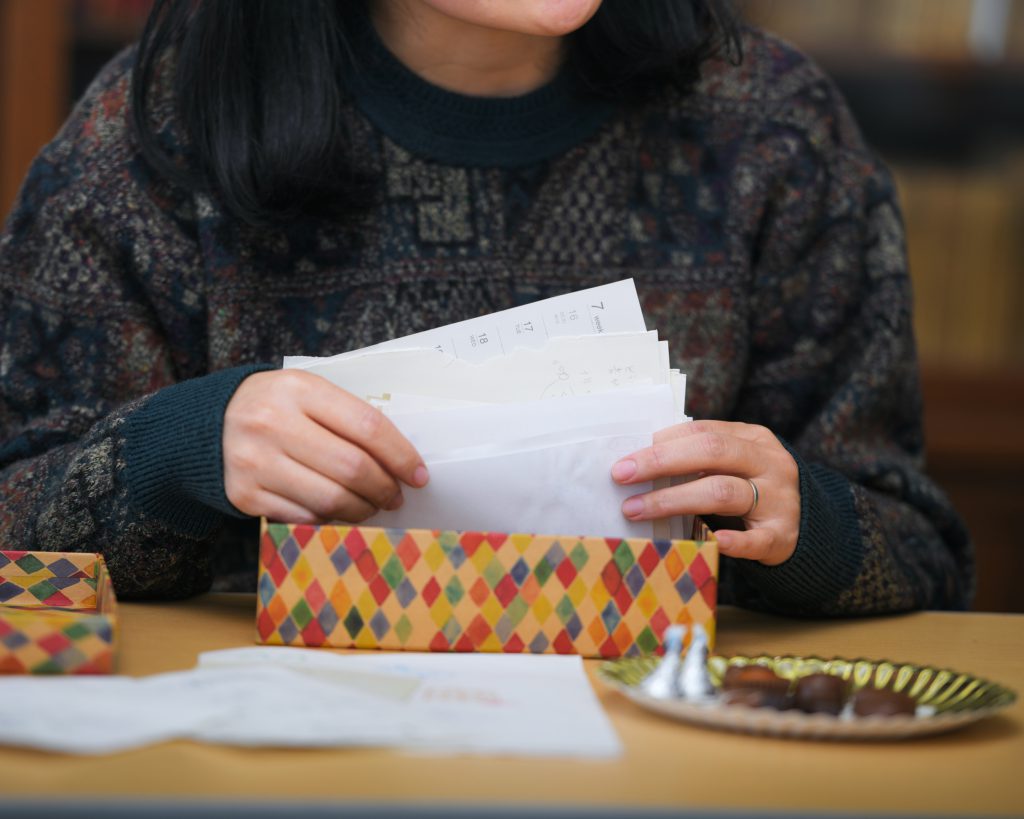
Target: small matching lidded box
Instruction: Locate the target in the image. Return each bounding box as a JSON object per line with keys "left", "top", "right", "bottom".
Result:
{"left": 256, "top": 520, "right": 717, "bottom": 658}
{"left": 0, "top": 550, "right": 118, "bottom": 674}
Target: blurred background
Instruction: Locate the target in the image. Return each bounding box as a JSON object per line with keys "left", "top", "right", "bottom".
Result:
{"left": 1, "top": 0, "right": 1021, "bottom": 611}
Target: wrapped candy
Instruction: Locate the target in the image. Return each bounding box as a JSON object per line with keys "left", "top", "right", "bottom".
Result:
{"left": 679, "top": 623, "right": 715, "bottom": 699}
{"left": 639, "top": 624, "right": 686, "bottom": 699}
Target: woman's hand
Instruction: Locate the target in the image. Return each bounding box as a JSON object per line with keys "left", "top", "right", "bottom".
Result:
{"left": 611, "top": 420, "right": 800, "bottom": 565}
{"left": 223, "top": 369, "right": 428, "bottom": 524}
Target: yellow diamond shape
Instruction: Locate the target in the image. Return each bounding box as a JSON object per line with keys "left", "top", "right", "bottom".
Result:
{"left": 567, "top": 576, "right": 588, "bottom": 607}
{"left": 589, "top": 580, "right": 611, "bottom": 610}
{"left": 356, "top": 588, "right": 378, "bottom": 621}
{"left": 291, "top": 555, "right": 313, "bottom": 590}
{"left": 469, "top": 542, "right": 495, "bottom": 574}
{"left": 370, "top": 531, "right": 395, "bottom": 565}
{"left": 424, "top": 541, "right": 445, "bottom": 572}
{"left": 511, "top": 533, "right": 534, "bottom": 554}
{"left": 480, "top": 595, "right": 504, "bottom": 626}
{"left": 532, "top": 594, "right": 553, "bottom": 624}
{"left": 635, "top": 584, "right": 659, "bottom": 618}
{"left": 429, "top": 595, "right": 453, "bottom": 628}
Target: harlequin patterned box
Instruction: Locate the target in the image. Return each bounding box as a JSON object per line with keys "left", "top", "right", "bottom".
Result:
{"left": 256, "top": 520, "right": 717, "bottom": 658}
{"left": 0, "top": 551, "right": 118, "bottom": 674}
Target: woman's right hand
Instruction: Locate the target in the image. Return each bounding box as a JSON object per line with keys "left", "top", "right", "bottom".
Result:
{"left": 222, "top": 369, "right": 428, "bottom": 524}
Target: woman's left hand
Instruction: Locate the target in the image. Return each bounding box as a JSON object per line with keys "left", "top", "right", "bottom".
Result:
{"left": 611, "top": 420, "right": 801, "bottom": 566}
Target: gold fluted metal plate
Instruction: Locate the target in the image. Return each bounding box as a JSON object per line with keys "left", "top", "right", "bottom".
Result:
{"left": 597, "top": 654, "right": 1017, "bottom": 741}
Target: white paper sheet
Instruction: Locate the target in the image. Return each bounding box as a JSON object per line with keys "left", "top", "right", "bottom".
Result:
{"left": 285, "top": 278, "right": 646, "bottom": 366}
{"left": 0, "top": 649, "right": 621, "bottom": 759}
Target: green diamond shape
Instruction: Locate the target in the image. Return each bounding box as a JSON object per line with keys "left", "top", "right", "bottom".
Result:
{"left": 441, "top": 616, "right": 462, "bottom": 644}
{"left": 612, "top": 542, "right": 635, "bottom": 574}
{"left": 15, "top": 554, "right": 45, "bottom": 574}
{"left": 394, "top": 614, "right": 413, "bottom": 645}
{"left": 63, "top": 622, "right": 90, "bottom": 640}
{"left": 444, "top": 576, "right": 464, "bottom": 605}
{"left": 381, "top": 555, "right": 405, "bottom": 589}
{"left": 267, "top": 523, "right": 291, "bottom": 547}
{"left": 291, "top": 599, "right": 313, "bottom": 629}
{"left": 555, "top": 594, "right": 575, "bottom": 625}
{"left": 569, "top": 542, "right": 589, "bottom": 570}
{"left": 343, "top": 607, "right": 364, "bottom": 638}
{"left": 533, "top": 558, "right": 553, "bottom": 586}
{"left": 505, "top": 597, "right": 528, "bottom": 626}
{"left": 27, "top": 579, "right": 58, "bottom": 601}
{"left": 636, "top": 625, "right": 659, "bottom": 654}
{"left": 482, "top": 557, "right": 505, "bottom": 589}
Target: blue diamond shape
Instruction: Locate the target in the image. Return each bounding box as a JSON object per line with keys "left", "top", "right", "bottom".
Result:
{"left": 446, "top": 545, "right": 467, "bottom": 569}
{"left": 544, "top": 542, "right": 566, "bottom": 567}
{"left": 0, "top": 553, "right": 10, "bottom": 569}
{"left": 565, "top": 612, "right": 583, "bottom": 640}
{"left": 329, "top": 547, "right": 352, "bottom": 574}
{"left": 510, "top": 558, "right": 530, "bottom": 586}
{"left": 369, "top": 610, "right": 390, "bottom": 640}
{"left": 675, "top": 573, "right": 697, "bottom": 603}
{"left": 528, "top": 632, "right": 549, "bottom": 653}
{"left": 395, "top": 578, "right": 417, "bottom": 608}
{"left": 258, "top": 572, "right": 277, "bottom": 606}
{"left": 0, "top": 581, "right": 22, "bottom": 603}
{"left": 46, "top": 558, "right": 79, "bottom": 576}
{"left": 277, "top": 616, "right": 299, "bottom": 643}
{"left": 318, "top": 603, "right": 339, "bottom": 635}
{"left": 601, "top": 600, "right": 620, "bottom": 633}
{"left": 279, "top": 537, "right": 300, "bottom": 568}
{"left": 2, "top": 631, "right": 29, "bottom": 650}
{"left": 625, "top": 563, "right": 646, "bottom": 596}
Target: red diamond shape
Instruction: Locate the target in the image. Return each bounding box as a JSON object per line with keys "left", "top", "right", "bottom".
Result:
{"left": 603, "top": 538, "right": 621, "bottom": 554}
{"left": 429, "top": 631, "right": 450, "bottom": 651}
{"left": 599, "top": 636, "right": 620, "bottom": 657}
{"left": 454, "top": 634, "right": 474, "bottom": 652}
{"left": 422, "top": 577, "right": 441, "bottom": 607}
{"left": 613, "top": 583, "right": 633, "bottom": 615}
{"left": 555, "top": 557, "right": 577, "bottom": 588}
{"left": 504, "top": 633, "right": 525, "bottom": 653}
{"left": 305, "top": 579, "right": 326, "bottom": 613}
{"left": 256, "top": 609, "right": 276, "bottom": 641}
{"left": 43, "top": 591, "right": 73, "bottom": 607}
{"left": 466, "top": 614, "right": 491, "bottom": 647}
{"left": 369, "top": 574, "right": 391, "bottom": 605}
{"left": 356, "top": 550, "right": 379, "bottom": 582}
{"left": 265, "top": 553, "right": 288, "bottom": 586}
{"left": 260, "top": 533, "right": 277, "bottom": 565}
{"left": 637, "top": 542, "right": 660, "bottom": 576}
{"left": 395, "top": 534, "right": 421, "bottom": 571}
{"left": 469, "top": 577, "right": 490, "bottom": 606}
{"left": 344, "top": 528, "right": 368, "bottom": 559}
{"left": 485, "top": 532, "right": 508, "bottom": 550}
{"left": 689, "top": 553, "right": 711, "bottom": 587}
{"left": 293, "top": 524, "right": 315, "bottom": 547}
{"left": 650, "top": 607, "right": 670, "bottom": 639}
{"left": 552, "top": 630, "right": 574, "bottom": 654}
{"left": 301, "top": 619, "right": 326, "bottom": 646}
{"left": 38, "top": 633, "right": 72, "bottom": 655}
{"left": 700, "top": 577, "right": 718, "bottom": 608}
{"left": 460, "top": 532, "right": 485, "bottom": 556}
{"left": 601, "top": 562, "right": 622, "bottom": 594}
{"left": 494, "top": 575, "right": 518, "bottom": 608}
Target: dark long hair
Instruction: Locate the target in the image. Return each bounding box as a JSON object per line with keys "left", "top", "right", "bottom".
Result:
{"left": 132, "top": 0, "right": 741, "bottom": 225}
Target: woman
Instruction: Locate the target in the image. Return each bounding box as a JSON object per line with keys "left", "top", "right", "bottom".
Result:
{"left": 0, "top": 0, "right": 971, "bottom": 613}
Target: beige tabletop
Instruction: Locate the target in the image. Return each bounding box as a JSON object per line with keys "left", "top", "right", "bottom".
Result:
{"left": 1, "top": 594, "right": 1022, "bottom": 816}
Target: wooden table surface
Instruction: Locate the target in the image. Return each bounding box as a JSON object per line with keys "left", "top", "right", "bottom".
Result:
{"left": 1, "top": 595, "right": 1021, "bottom": 817}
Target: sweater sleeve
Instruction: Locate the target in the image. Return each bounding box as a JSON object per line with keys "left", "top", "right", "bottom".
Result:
{"left": 723, "top": 44, "right": 973, "bottom": 615}
{"left": 0, "top": 51, "right": 269, "bottom": 598}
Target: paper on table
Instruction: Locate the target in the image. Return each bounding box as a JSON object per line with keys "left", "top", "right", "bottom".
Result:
{"left": 285, "top": 278, "right": 645, "bottom": 366}
{"left": 0, "top": 648, "right": 622, "bottom": 758}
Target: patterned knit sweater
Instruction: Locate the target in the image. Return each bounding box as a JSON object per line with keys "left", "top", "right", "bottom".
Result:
{"left": 0, "top": 25, "right": 972, "bottom": 614}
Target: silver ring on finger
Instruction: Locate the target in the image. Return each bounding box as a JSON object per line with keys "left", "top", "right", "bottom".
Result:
{"left": 744, "top": 478, "right": 760, "bottom": 517}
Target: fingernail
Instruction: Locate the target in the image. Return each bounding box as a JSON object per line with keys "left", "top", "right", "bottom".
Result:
{"left": 622, "top": 497, "right": 645, "bottom": 517}
{"left": 612, "top": 459, "right": 637, "bottom": 482}
{"left": 413, "top": 465, "right": 429, "bottom": 487}
{"left": 385, "top": 492, "right": 404, "bottom": 511}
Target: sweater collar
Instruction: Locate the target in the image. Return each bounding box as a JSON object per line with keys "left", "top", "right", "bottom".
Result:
{"left": 347, "top": 14, "right": 613, "bottom": 167}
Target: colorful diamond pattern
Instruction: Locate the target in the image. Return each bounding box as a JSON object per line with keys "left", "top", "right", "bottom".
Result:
{"left": 1, "top": 550, "right": 117, "bottom": 674}
{"left": 256, "top": 519, "right": 718, "bottom": 658}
